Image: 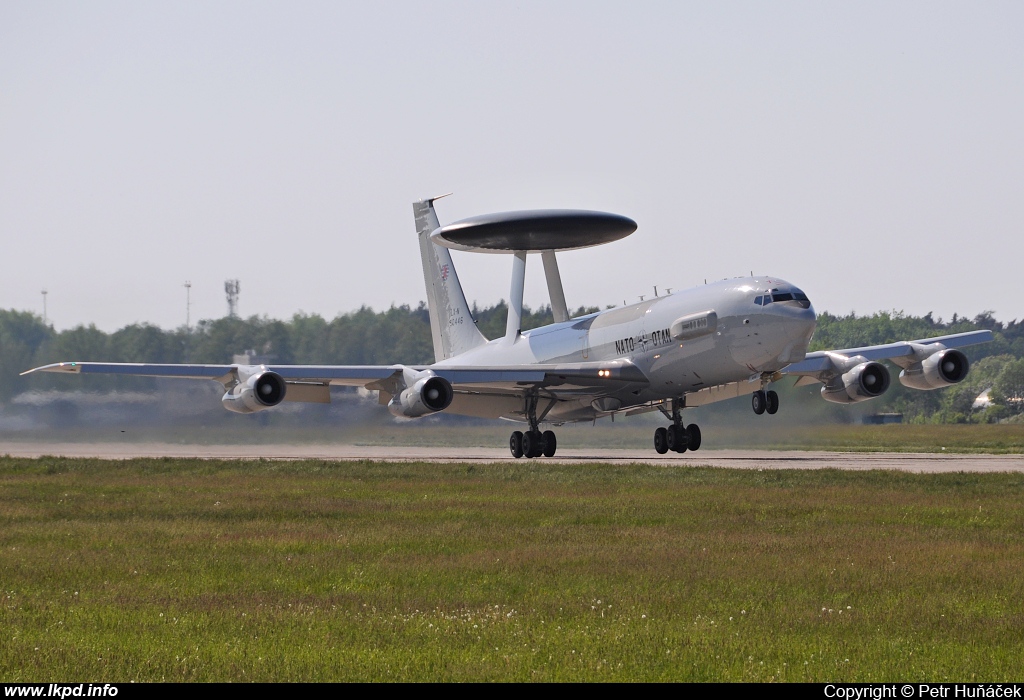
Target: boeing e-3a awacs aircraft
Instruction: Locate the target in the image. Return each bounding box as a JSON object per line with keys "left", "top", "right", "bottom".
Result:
{"left": 24, "top": 196, "right": 993, "bottom": 458}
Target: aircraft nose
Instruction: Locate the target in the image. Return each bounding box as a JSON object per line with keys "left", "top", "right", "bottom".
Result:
{"left": 803, "top": 301, "right": 817, "bottom": 322}
{"left": 768, "top": 300, "right": 816, "bottom": 320}
{"left": 766, "top": 300, "right": 817, "bottom": 340}
{"left": 800, "top": 301, "right": 817, "bottom": 332}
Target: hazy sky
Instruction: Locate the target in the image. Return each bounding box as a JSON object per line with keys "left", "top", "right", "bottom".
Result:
{"left": 2, "top": 1, "right": 1022, "bottom": 331}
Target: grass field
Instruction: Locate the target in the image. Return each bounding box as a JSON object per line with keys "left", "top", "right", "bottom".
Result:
{"left": 2, "top": 457, "right": 1023, "bottom": 681}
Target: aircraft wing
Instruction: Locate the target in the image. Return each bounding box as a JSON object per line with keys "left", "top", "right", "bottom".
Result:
{"left": 21, "top": 358, "right": 648, "bottom": 395}
{"left": 23, "top": 362, "right": 402, "bottom": 386}
{"left": 780, "top": 330, "right": 994, "bottom": 377}
{"left": 25, "top": 362, "right": 247, "bottom": 381}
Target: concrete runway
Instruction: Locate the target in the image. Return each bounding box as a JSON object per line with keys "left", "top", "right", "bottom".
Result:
{"left": 1, "top": 442, "right": 1023, "bottom": 472}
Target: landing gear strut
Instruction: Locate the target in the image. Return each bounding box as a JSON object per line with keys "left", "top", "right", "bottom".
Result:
{"left": 509, "top": 395, "right": 558, "bottom": 459}
{"left": 654, "top": 398, "right": 701, "bottom": 454}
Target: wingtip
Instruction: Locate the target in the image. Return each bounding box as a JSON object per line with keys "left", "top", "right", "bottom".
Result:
{"left": 19, "top": 362, "right": 80, "bottom": 376}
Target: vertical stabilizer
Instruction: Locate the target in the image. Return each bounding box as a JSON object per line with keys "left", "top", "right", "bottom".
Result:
{"left": 414, "top": 197, "right": 489, "bottom": 361}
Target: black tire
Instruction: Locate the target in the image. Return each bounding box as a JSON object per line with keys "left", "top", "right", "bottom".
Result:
{"left": 509, "top": 431, "right": 524, "bottom": 459}
{"left": 673, "top": 425, "right": 688, "bottom": 453}
{"left": 752, "top": 390, "right": 766, "bottom": 415}
{"left": 522, "top": 430, "right": 536, "bottom": 458}
{"left": 527, "top": 430, "right": 546, "bottom": 458}
{"left": 766, "top": 390, "right": 779, "bottom": 415}
{"left": 654, "top": 427, "right": 669, "bottom": 454}
{"left": 686, "top": 423, "right": 702, "bottom": 451}
{"left": 542, "top": 430, "right": 557, "bottom": 458}
{"left": 666, "top": 425, "right": 687, "bottom": 453}
{"left": 531, "top": 430, "right": 545, "bottom": 458}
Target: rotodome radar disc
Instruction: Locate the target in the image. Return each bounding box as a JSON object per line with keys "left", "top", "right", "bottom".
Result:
{"left": 430, "top": 209, "right": 637, "bottom": 253}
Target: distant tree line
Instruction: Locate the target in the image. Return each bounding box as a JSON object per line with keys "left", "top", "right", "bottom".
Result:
{"left": 0, "top": 302, "right": 589, "bottom": 400}
{"left": 2, "top": 304, "right": 1023, "bottom": 422}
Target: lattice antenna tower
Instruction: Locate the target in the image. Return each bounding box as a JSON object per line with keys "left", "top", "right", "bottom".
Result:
{"left": 225, "top": 279, "right": 240, "bottom": 318}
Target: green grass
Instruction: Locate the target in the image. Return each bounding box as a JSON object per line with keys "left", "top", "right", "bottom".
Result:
{"left": 704, "top": 423, "right": 1024, "bottom": 453}
{"left": 2, "top": 457, "right": 1023, "bottom": 681}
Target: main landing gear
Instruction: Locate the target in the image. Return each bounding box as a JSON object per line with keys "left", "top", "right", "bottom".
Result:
{"left": 654, "top": 398, "right": 702, "bottom": 455}
{"left": 509, "top": 394, "right": 558, "bottom": 458}
{"left": 509, "top": 429, "right": 557, "bottom": 459}
{"left": 751, "top": 389, "right": 779, "bottom": 416}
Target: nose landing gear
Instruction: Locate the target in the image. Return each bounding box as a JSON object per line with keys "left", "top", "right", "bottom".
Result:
{"left": 752, "top": 389, "right": 779, "bottom": 415}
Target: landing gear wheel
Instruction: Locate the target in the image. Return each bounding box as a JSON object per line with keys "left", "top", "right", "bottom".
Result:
{"left": 542, "top": 430, "right": 557, "bottom": 458}
{"left": 666, "top": 425, "right": 688, "bottom": 453}
{"left": 752, "top": 390, "right": 767, "bottom": 415}
{"left": 510, "top": 431, "right": 524, "bottom": 458}
{"left": 686, "top": 423, "right": 702, "bottom": 451}
{"left": 521, "top": 430, "right": 536, "bottom": 458}
{"left": 674, "top": 425, "right": 688, "bottom": 453}
{"left": 654, "top": 427, "right": 669, "bottom": 454}
{"left": 523, "top": 430, "right": 546, "bottom": 458}
{"left": 765, "top": 390, "right": 779, "bottom": 415}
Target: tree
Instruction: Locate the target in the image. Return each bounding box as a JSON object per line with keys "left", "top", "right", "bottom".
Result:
{"left": 0, "top": 310, "right": 53, "bottom": 400}
{"left": 992, "top": 359, "right": 1024, "bottom": 416}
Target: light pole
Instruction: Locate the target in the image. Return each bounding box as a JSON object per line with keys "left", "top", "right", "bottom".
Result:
{"left": 184, "top": 281, "right": 192, "bottom": 331}
{"left": 41, "top": 289, "right": 48, "bottom": 325}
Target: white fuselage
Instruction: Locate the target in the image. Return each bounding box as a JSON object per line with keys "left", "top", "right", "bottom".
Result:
{"left": 436, "top": 276, "right": 817, "bottom": 423}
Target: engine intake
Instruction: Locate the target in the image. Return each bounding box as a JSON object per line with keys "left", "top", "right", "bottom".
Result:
{"left": 388, "top": 376, "right": 454, "bottom": 418}
{"left": 222, "top": 371, "right": 287, "bottom": 414}
{"left": 899, "top": 349, "right": 969, "bottom": 390}
{"left": 821, "top": 361, "right": 891, "bottom": 404}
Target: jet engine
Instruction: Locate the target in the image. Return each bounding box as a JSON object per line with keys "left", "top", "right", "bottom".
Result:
{"left": 821, "top": 361, "right": 891, "bottom": 404}
{"left": 899, "top": 349, "right": 969, "bottom": 390}
{"left": 222, "top": 371, "right": 287, "bottom": 414}
{"left": 388, "top": 375, "right": 454, "bottom": 418}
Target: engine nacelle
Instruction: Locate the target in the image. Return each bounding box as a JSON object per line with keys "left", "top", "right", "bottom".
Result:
{"left": 221, "top": 371, "right": 287, "bottom": 414}
{"left": 899, "top": 349, "right": 969, "bottom": 390}
{"left": 388, "top": 375, "right": 454, "bottom": 418}
{"left": 821, "top": 361, "right": 891, "bottom": 404}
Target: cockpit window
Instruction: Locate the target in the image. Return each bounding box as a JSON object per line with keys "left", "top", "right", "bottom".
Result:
{"left": 756, "top": 288, "right": 811, "bottom": 308}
